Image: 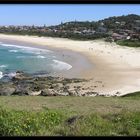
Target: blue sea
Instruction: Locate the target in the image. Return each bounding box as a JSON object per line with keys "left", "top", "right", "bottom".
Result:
{"left": 0, "top": 42, "right": 72, "bottom": 80}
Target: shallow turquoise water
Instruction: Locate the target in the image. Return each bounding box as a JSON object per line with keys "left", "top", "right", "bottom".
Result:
{"left": 0, "top": 42, "right": 72, "bottom": 79}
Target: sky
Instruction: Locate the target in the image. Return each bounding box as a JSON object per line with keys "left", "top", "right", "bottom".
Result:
{"left": 0, "top": 4, "right": 139, "bottom": 26}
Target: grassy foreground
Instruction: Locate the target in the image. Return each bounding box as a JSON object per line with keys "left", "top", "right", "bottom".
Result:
{"left": 0, "top": 95, "right": 140, "bottom": 136}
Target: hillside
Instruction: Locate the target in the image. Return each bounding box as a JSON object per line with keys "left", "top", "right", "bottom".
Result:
{"left": 51, "top": 14, "right": 140, "bottom": 33}
{"left": 0, "top": 14, "right": 140, "bottom": 44}
{"left": 99, "top": 14, "right": 140, "bottom": 31}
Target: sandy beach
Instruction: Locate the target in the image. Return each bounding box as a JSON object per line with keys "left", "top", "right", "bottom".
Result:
{"left": 0, "top": 34, "right": 140, "bottom": 96}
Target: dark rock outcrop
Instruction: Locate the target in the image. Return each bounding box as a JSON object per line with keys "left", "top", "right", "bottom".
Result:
{"left": 0, "top": 72, "right": 92, "bottom": 96}
{"left": 0, "top": 87, "right": 15, "bottom": 96}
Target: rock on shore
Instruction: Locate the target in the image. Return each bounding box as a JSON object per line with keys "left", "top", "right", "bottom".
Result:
{"left": 0, "top": 71, "right": 121, "bottom": 97}
{"left": 0, "top": 71, "right": 88, "bottom": 96}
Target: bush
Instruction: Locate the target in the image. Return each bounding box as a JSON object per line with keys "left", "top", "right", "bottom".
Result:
{"left": 0, "top": 107, "right": 139, "bottom": 136}
{"left": 54, "top": 111, "right": 140, "bottom": 136}
{"left": 0, "top": 107, "right": 64, "bottom": 136}
{"left": 117, "top": 40, "right": 140, "bottom": 47}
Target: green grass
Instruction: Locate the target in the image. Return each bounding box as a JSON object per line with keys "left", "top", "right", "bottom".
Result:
{"left": 0, "top": 107, "right": 66, "bottom": 136}
{"left": 0, "top": 96, "right": 140, "bottom": 136}
{"left": 122, "top": 91, "right": 140, "bottom": 99}
{"left": 56, "top": 111, "right": 140, "bottom": 136}
{"left": 0, "top": 96, "right": 140, "bottom": 113}
{"left": 116, "top": 40, "right": 140, "bottom": 48}
{"left": 0, "top": 107, "right": 139, "bottom": 136}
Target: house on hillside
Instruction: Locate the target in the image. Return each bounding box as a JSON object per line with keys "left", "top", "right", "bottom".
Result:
{"left": 52, "top": 29, "right": 58, "bottom": 33}
{"left": 82, "top": 29, "right": 95, "bottom": 35}
{"left": 130, "top": 33, "right": 140, "bottom": 40}
{"left": 135, "top": 20, "right": 140, "bottom": 26}
{"left": 123, "top": 29, "right": 134, "bottom": 34}
{"left": 97, "top": 26, "right": 107, "bottom": 33}
{"left": 74, "top": 30, "right": 82, "bottom": 34}
{"left": 40, "top": 28, "right": 48, "bottom": 32}
{"left": 115, "top": 21, "right": 120, "bottom": 24}
{"left": 100, "top": 22, "right": 104, "bottom": 26}
{"left": 133, "top": 27, "right": 140, "bottom": 33}
{"left": 120, "top": 21, "right": 126, "bottom": 26}
{"left": 112, "top": 33, "right": 127, "bottom": 41}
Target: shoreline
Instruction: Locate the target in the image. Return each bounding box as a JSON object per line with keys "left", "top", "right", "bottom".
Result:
{"left": 0, "top": 36, "right": 95, "bottom": 79}
{"left": 0, "top": 34, "right": 140, "bottom": 96}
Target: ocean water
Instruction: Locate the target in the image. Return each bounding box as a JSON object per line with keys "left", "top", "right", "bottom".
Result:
{"left": 0, "top": 42, "right": 72, "bottom": 79}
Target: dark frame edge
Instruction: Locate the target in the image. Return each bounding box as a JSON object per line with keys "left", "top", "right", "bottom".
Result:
{"left": 0, "top": 0, "right": 140, "bottom": 4}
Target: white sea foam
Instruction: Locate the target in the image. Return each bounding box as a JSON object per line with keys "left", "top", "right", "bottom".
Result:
{"left": 36, "top": 55, "right": 46, "bottom": 59}
{"left": 0, "top": 65, "right": 7, "bottom": 68}
{"left": 52, "top": 59, "right": 72, "bottom": 70}
{"left": 1, "top": 43, "right": 52, "bottom": 54}
{"left": 1, "top": 44, "right": 17, "bottom": 47}
{"left": 6, "top": 72, "right": 17, "bottom": 78}
{"left": 35, "top": 52, "right": 41, "bottom": 55}
{"left": 0, "top": 71, "right": 3, "bottom": 79}
{"left": 9, "top": 49, "right": 18, "bottom": 53}
{"left": 16, "top": 55, "right": 46, "bottom": 59}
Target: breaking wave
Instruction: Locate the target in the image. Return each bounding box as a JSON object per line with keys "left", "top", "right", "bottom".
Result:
{"left": 52, "top": 59, "right": 72, "bottom": 70}
{"left": 5, "top": 72, "right": 17, "bottom": 78}
{"left": 0, "top": 65, "right": 8, "bottom": 68}
{"left": 16, "top": 55, "right": 46, "bottom": 59}
{"left": 36, "top": 55, "right": 46, "bottom": 59}
{"left": 9, "top": 49, "right": 18, "bottom": 53}
{"left": 0, "top": 71, "right": 3, "bottom": 79}
{"left": 1, "top": 43, "right": 52, "bottom": 54}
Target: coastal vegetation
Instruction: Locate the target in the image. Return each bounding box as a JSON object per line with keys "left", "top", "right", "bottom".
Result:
{"left": 0, "top": 95, "right": 140, "bottom": 136}
{"left": 116, "top": 40, "right": 140, "bottom": 48}
{"left": 122, "top": 91, "right": 140, "bottom": 98}
{"left": 0, "top": 14, "right": 139, "bottom": 47}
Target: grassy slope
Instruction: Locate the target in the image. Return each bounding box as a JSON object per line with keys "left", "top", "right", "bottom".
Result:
{"left": 0, "top": 95, "right": 140, "bottom": 136}
{"left": 0, "top": 96, "right": 140, "bottom": 113}
{"left": 116, "top": 40, "right": 140, "bottom": 48}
